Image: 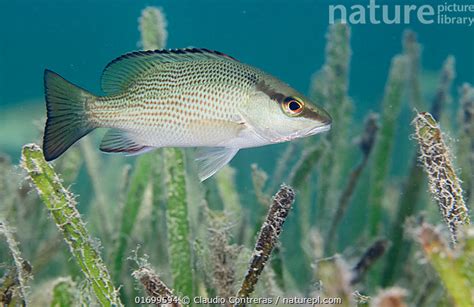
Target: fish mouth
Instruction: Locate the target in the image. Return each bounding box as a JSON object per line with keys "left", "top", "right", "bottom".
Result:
{"left": 304, "top": 110, "right": 332, "bottom": 136}
{"left": 269, "top": 122, "right": 331, "bottom": 143}
{"left": 299, "top": 122, "right": 332, "bottom": 137}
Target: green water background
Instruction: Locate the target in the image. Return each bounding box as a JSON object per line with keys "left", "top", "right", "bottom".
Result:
{"left": 0, "top": 0, "right": 473, "bottom": 295}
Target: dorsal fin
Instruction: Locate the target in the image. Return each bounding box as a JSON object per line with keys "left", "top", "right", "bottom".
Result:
{"left": 101, "top": 48, "right": 238, "bottom": 95}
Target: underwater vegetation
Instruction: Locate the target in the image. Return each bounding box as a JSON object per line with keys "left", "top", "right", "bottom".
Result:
{"left": 1, "top": 5, "right": 473, "bottom": 307}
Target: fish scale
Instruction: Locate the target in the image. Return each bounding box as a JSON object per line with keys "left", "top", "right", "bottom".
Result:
{"left": 91, "top": 60, "right": 258, "bottom": 147}
{"left": 42, "top": 48, "right": 331, "bottom": 180}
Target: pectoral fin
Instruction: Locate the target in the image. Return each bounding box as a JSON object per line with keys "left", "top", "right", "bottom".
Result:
{"left": 195, "top": 147, "right": 239, "bottom": 181}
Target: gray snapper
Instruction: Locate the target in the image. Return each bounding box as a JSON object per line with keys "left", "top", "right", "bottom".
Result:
{"left": 43, "top": 48, "right": 332, "bottom": 181}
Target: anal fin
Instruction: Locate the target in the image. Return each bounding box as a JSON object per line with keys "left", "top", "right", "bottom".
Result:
{"left": 195, "top": 147, "right": 239, "bottom": 181}
{"left": 100, "top": 129, "right": 153, "bottom": 156}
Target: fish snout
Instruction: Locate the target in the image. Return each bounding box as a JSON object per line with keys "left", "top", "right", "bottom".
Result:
{"left": 302, "top": 104, "right": 332, "bottom": 128}
{"left": 319, "top": 108, "right": 332, "bottom": 127}
{"left": 304, "top": 107, "right": 332, "bottom": 136}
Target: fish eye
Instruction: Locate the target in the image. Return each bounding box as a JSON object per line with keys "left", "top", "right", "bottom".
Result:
{"left": 282, "top": 97, "right": 304, "bottom": 116}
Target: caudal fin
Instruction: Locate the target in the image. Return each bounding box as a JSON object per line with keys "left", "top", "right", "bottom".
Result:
{"left": 43, "top": 69, "right": 96, "bottom": 161}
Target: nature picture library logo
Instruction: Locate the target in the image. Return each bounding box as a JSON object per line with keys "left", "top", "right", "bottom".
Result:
{"left": 329, "top": 0, "right": 474, "bottom": 26}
